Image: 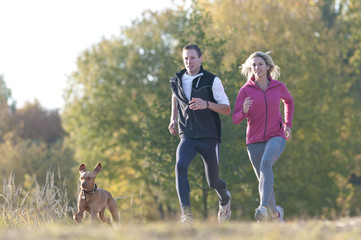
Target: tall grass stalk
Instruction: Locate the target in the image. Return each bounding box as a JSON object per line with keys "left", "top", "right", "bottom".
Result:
{"left": 0, "top": 169, "right": 75, "bottom": 228}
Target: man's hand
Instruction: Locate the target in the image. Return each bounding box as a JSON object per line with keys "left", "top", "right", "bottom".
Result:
{"left": 189, "top": 98, "right": 207, "bottom": 110}
{"left": 168, "top": 121, "right": 179, "bottom": 136}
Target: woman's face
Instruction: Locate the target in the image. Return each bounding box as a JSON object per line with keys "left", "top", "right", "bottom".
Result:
{"left": 251, "top": 56, "right": 269, "bottom": 79}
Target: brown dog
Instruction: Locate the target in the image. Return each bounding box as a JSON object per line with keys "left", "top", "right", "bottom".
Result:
{"left": 73, "top": 163, "right": 120, "bottom": 224}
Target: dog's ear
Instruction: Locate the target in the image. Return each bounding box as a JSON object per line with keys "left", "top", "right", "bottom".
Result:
{"left": 94, "top": 163, "right": 101, "bottom": 173}
{"left": 79, "top": 164, "right": 86, "bottom": 173}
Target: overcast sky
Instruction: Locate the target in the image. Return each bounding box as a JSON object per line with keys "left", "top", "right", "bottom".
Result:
{"left": 0, "top": 0, "right": 183, "bottom": 110}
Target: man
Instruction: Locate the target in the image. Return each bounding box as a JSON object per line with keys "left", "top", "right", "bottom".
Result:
{"left": 168, "top": 43, "right": 231, "bottom": 223}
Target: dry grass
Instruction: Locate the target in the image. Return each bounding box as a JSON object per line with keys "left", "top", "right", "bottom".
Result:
{"left": 1, "top": 171, "right": 361, "bottom": 239}
{"left": 0, "top": 218, "right": 361, "bottom": 240}
{"left": 0, "top": 170, "right": 75, "bottom": 228}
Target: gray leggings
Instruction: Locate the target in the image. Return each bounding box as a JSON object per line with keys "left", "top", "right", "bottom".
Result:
{"left": 247, "top": 137, "right": 286, "bottom": 215}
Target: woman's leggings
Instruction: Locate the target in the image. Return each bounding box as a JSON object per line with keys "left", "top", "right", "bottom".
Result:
{"left": 247, "top": 136, "right": 286, "bottom": 215}
{"left": 175, "top": 138, "right": 229, "bottom": 215}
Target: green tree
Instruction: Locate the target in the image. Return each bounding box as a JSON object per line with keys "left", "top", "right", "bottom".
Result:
{"left": 0, "top": 75, "right": 15, "bottom": 142}
{"left": 198, "top": 0, "right": 360, "bottom": 218}
{"left": 337, "top": 0, "right": 361, "bottom": 216}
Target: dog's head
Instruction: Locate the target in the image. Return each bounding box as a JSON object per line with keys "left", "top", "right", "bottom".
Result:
{"left": 78, "top": 163, "right": 101, "bottom": 191}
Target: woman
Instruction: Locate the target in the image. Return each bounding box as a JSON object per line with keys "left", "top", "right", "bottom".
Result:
{"left": 232, "top": 51, "right": 294, "bottom": 222}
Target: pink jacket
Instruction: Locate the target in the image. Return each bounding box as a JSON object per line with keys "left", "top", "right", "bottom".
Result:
{"left": 232, "top": 78, "right": 294, "bottom": 145}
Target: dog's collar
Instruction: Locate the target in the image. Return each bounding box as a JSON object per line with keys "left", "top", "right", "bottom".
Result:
{"left": 82, "top": 184, "right": 98, "bottom": 195}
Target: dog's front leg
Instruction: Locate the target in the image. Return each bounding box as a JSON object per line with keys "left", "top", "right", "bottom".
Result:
{"left": 74, "top": 209, "right": 85, "bottom": 224}
{"left": 90, "top": 209, "right": 99, "bottom": 224}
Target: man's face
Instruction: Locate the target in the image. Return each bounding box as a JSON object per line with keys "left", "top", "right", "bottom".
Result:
{"left": 183, "top": 49, "right": 203, "bottom": 76}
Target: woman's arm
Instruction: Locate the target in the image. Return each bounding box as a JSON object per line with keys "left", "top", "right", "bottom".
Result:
{"left": 232, "top": 88, "right": 248, "bottom": 124}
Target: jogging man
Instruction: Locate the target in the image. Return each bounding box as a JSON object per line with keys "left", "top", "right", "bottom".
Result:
{"left": 168, "top": 43, "right": 231, "bottom": 223}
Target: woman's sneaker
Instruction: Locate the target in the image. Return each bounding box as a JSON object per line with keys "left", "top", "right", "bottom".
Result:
{"left": 218, "top": 191, "right": 231, "bottom": 223}
{"left": 179, "top": 213, "right": 193, "bottom": 224}
{"left": 254, "top": 206, "right": 268, "bottom": 222}
{"left": 272, "top": 206, "right": 284, "bottom": 223}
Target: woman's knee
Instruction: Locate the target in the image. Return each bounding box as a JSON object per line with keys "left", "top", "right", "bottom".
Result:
{"left": 260, "top": 158, "right": 272, "bottom": 171}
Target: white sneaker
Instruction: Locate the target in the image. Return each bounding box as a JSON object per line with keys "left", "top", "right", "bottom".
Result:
{"left": 218, "top": 191, "right": 231, "bottom": 223}
{"left": 273, "top": 206, "right": 284, "bottom": 223}
{"left": 254, "top": 206, "right": 268, "bottom": 222}
{"left": 179, "top": 213, "right": 193, "bottom": 224}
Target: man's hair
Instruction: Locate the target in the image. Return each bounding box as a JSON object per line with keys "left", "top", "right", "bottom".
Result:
{"left": 183, "top": 43, "right": 202, "bottom": 57}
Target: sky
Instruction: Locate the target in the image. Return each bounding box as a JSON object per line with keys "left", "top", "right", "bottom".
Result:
{"left": 0, "top": 0, "right": 183, "bottom": 110}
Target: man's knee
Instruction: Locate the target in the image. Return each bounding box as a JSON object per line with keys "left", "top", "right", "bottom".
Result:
{"left": 208, "top": 181, "right": 216, "bottom": 189}
{"left": 208, "top": 178, "right": 225, "bottom": 190}
{"left": 175, "top": 162, "right": 187, "bottom": 174}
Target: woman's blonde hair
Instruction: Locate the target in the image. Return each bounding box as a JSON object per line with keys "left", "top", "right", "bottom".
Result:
{"left": 240, "top": 51, "right": 281, "bottom": 80}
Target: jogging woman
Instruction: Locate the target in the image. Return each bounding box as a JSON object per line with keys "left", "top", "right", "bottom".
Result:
{"left": 232, "top": 51, "right": 294, "bottom": 222}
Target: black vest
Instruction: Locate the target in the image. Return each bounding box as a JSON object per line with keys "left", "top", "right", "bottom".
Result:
{"left": 170, "top": 66, "right": 222, "bottom": 142}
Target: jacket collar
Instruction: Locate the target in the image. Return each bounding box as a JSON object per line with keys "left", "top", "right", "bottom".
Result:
{"left": 247, "top": 76, "right": 279, "bottom": 88}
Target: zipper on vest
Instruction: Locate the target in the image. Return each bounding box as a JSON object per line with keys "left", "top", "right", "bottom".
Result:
{"left": 191, "top": 76, "right": 203, "bottom": 138}
{"left": 195, "top": 76, "right": 201, "bottom": 88}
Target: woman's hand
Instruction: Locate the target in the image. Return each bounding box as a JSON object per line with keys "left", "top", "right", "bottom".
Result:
{"left": 284, "top": 126, "right": 292, "bottom": 140}
{"left": 243, "top": 97, "right": 253, "bottom": 113}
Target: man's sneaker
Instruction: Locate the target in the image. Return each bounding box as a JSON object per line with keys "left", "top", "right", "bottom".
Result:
{"left": 218, "top": 191, "right": 231, "bottom": 223}
{"left": 179, "top": 213, "right": 193, "bottom": 224}
{"left": 272, "top": 206, "right": 284, "bottom": 223}
{"left": 254, "top": 206, "right": 268, "bottom": 222}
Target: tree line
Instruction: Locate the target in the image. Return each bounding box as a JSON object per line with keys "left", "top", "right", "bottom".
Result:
{"left": 0, "top": 75, "right": 77, "bottom": 196}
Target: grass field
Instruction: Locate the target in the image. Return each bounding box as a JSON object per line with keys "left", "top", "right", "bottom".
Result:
{"left": 1, "top": 171, "right": 360, "bottom": 240}
{"left": 1, "top": 217, "right": 361, "bottom": 240}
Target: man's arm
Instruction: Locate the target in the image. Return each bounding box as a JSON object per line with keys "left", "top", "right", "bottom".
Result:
{"left": 208, "top": 101, "right": 231, "bottom": 115}
{"left": 189, "top": 98, "right": 231, "bottom": 115}
{"left": 188, "top": 76, "right": 231, "bottom": 115}
{"left": 168, "top": 94, "right": 179, "bottom": 135}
